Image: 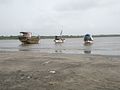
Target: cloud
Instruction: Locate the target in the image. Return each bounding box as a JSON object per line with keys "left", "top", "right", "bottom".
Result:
{"left": 0, "top": 0, "right": 120, "bottom": 35}
{"left": 0, "top": 0, "right": 12, "bottom": 4}
{"left": 55, "top": 0, "right": 97, "bottom": 11}
{"left": 55, "top": 0, "right": 119, "bottom": 12}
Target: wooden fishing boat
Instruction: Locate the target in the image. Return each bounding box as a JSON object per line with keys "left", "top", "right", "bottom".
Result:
{"left": 18, "top": 32, "right": 40, "bottom": 44}
{"left": 54, "top": 30, "right": 65, "bottom": 43}
{"left": 84, "top": 34, "right": 93, "bottom": 45}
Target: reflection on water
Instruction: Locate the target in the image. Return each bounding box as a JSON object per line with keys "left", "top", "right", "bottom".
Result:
{"left": 19, "top": 44, "right": 38, "bottom": 51}
{"left": 54, "top": 43, "right": 63, "bottom": 53}
{"left": 83, "top": 44, "right": 92, "bottom": 54}
{"left": 19, "top": 44, "right": 30, "bottom": 51}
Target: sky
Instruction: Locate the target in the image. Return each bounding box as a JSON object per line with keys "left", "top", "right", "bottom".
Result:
{"left": 0, "top": 0, "right": 120, "bottom": 36}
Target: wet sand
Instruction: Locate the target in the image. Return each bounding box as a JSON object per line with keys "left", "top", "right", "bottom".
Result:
{"left": 0, "top": 51, "right": 120, "bottom": 90}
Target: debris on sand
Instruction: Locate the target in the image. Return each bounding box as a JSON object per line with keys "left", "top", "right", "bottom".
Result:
{"left": 49, "top": 70, "right": 56, "bottom": 74}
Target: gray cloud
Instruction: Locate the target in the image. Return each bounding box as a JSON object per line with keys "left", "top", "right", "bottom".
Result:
{"left": 0, "top": 0, "right": 120, "bottom": 35}
{"left": 55, "top": 0, "right": 119, "bottom": 11}
{"left": 55, "top": 0, "right": 98, "bottom": 11}
{"left": 0, "top": 0, "right": 12, "bottom": 4}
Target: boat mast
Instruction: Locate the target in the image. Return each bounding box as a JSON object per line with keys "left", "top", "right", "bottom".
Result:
{"left": 60, "top": 30, "right": 63, "bottom": 36}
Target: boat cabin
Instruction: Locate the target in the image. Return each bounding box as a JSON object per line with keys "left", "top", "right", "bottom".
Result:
{"left": 20, "top": 32, "right": 32, "bottom": 38}
{"left": 55, "top": 36, "right": 61, "bottom": 40}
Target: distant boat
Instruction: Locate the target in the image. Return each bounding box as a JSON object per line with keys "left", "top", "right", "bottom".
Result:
{"left": 84, "top": 34, "right": 93, "bottom": 45}
{"left": 18, "top": 32, "right": 40, "bottom": 44}
{"left": 54, "top": 30, "right": 65, "bottom": 43}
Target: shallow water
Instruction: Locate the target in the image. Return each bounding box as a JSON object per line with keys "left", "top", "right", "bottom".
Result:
{"left": 0, "top": 37, "right": 120, "bottom": 55}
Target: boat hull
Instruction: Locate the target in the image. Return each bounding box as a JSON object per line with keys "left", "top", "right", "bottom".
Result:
{"left": 54, "top": 39, "right": 65, "bottom": 43}
{"left": 18, "top": 36, "right": 40, "bottom": 44}
{"left": 84, "top": 40, "right": 93, "bottom": 45}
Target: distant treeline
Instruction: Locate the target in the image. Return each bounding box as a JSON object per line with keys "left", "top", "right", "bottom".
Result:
{"left": 0, "top": 34, "right": 120, "bottom": 40}
{"left": 0, "top": 36, "right": 18, "bottom": 40}
{"left": 40, "top": 35, "right": 82, "bottom": 39}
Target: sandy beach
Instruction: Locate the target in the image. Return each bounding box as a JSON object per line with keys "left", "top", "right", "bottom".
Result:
{"left": 0, "top": 51, "right": 120, "bottom": 90}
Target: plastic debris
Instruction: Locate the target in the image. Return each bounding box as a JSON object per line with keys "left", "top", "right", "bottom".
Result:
{"left": 44, "top": 61, "right": 50, "bottom": 64}
{"left": 27, "top": 76, "right": 31, "bottom": 79}
{"left": 49, "top": 70, "right": 56, "bottom": 74}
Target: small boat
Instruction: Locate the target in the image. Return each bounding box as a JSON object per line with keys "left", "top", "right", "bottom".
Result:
{"left": 54, "top": 36, "right": 65, "bottom": 43}
{"left": 84, "top": 34, "right": 93, "bottom": 45}
{"left": 54, "top": 30, "right": 65, "bottom": 43}
{"left": 18, "top": 32, "right": 40, "bottom": 44}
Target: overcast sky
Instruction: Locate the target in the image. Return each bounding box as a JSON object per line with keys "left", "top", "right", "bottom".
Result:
{"left": 0, "top": 0, "right": 120, "bottom": 36}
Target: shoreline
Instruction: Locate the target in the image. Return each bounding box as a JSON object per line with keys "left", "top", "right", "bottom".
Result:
{"left": 0, "top": 51, "right": 120, "bottom": 90}
{"left": 0, "top": 34, "right": 120, "bottom": 40}
{"left": 1, "top": 50, "right": 120, "bottom": 57}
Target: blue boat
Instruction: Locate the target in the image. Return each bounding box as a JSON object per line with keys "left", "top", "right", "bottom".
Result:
{"left": 84, "top": 34, "right": 93, "bottom": 44}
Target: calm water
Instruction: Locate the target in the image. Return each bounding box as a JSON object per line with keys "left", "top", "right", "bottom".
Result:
{"left": 0, "top": 37, "right": 120, "bottom": 55}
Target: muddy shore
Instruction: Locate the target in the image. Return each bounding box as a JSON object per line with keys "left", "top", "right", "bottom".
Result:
{"left": 0, "top": 51, "right": 120, "bottom": 90}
